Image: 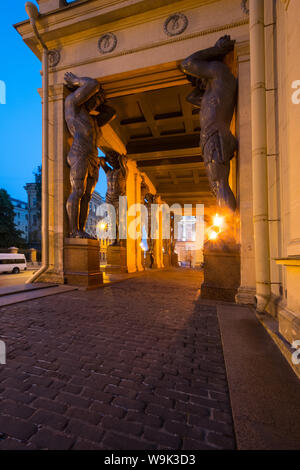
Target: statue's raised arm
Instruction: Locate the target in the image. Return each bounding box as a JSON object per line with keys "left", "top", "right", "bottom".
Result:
{"left": 180, "top": 36, "right": 235, "bottom": 79}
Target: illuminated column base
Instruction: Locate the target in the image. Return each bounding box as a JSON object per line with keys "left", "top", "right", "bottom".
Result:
{"left": 105, "top": 242, "right": 127, "bottom": 273}
{"left": 64, "top": 238, "right": 103, "bottom": 289}
{"left": 201, "top": 235, "right": 241, "bottom": 303}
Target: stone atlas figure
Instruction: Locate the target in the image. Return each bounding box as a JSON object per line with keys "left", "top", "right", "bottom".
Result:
{"left": 141, "top": 175, "right": 155, "bottom": 244}
{"left": 64, "top": 72, "right": 116, "bottom": 238}
{"left": 100, "top": 151, "right": 128, "bottom": 245}
{"left": 180, "top": 35, "right": 238, "bottom": 212}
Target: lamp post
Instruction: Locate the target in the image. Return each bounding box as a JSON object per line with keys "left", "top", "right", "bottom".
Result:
{"left": 25, "top": 2, "right": 49, "bottom": 283}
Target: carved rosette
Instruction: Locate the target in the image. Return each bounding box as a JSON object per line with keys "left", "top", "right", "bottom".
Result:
{"left": 98, "top": 33, "right": 118, "bottom": 54}
{"left": 163, "top": 13, "right": 188, "bottom": 37}
{"left": 241, "top": 0, "right": 249, "bottom": 15}
{"left": 48, "top": 50, "right": 61, "bottom": 68}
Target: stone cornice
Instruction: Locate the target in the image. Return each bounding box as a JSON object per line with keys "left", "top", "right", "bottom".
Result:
{"left": 14, "top": 0, "right": 220, "bottom": 58}
{"left": 52, "top": 18, "right": 248, "bottom": 74}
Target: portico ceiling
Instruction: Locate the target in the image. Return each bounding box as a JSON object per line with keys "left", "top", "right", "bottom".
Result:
{"left": 108, "top": 83, "right": 215, "bottom": 207}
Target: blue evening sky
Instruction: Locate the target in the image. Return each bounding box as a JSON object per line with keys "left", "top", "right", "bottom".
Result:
{"left": 0, "top": 1, "right": 106, "bottom": 203}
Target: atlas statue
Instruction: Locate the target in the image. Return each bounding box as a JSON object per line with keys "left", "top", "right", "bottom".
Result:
{"left": 100, "top": 151, "right": 128, "bottom": 246}
{"left": 64, "top": 72, "right": 116, "bottom": 238}
{"left": 180, "top": 35, "right": 238, "bottom": 212}
{"left": 141, "top": 175, "right": 155, "bottom": 254}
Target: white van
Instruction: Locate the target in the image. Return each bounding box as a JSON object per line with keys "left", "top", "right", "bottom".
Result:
{"left": 0, "top": 254, "right": 27, "bottom": 274}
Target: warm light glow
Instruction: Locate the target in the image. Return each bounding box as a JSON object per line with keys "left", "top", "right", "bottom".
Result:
{"left": 209, "top": 230, "right": 218, "bottom": 241}
{"left": 213, "top": 213, "right": 223, "bottom": 228}
{"left": 99, "top": 223, "right": 107, "bottom": 230}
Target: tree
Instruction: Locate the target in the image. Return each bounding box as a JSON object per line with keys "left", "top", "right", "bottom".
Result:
{"left": 0, "top": 189, "right": 26, "bottom": 248}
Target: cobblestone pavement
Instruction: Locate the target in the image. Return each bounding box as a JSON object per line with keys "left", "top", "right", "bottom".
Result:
{"left": 0, "top": 269, "right": 236, "bottom": 450}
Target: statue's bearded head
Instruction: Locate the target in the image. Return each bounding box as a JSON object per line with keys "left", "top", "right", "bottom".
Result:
{"left": 86, "top": 88, "right": 105, "bottom": 114}
{"left": 197, "top": 77, "right": 208, "bottom": 91}
{"left": 186, "top": 74, "right": 207, "bottom": 92}
{"left": 106, "top": 151, "right": 120, "bottom": 169}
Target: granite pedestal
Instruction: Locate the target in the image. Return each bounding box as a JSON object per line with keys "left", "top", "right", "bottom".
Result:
{"left": 64, "top": 238, "right": 103, "bottom": 289}
{"left": 106, "top": 244, "right": 127, "bottom": 273}
{"left": 201, "top": 239, "right": 241, "bottom": 302}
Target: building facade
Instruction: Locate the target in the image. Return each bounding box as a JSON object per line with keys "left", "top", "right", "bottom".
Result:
{"left": 24, "top": 183, "right": 41, "bottom": 250}
{"left": 85, "top": 190, "right": 104, "bottom": 238}
{"left": 176, "top": 216, "right": 203, "bottom": 268}
{"left": 15, "top": 0, "right": 300, "bottom": 377}
{"left": 10, "top": 197, "right": 29, "bottom": 241}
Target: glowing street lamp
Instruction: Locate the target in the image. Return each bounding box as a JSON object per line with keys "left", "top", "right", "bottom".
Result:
{"left": 213, "top": 213, "right": 223, "bottom": 229}
{"left": 207, "top": 213, "right": 225, "bottom": 241}
{"left": 209, "top": 230, "right": 218, "bottom": 241}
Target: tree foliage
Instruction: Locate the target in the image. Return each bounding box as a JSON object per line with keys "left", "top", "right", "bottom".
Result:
{"left": 0, "top": 189, "right": 26, "bottom": 248}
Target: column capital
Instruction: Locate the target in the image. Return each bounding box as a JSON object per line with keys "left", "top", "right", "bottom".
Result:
{"left": 236, "top": 40, "right": 250, "bottom": 58}
{"left": 38, "top": 84, "right": 68, "bottom": 102}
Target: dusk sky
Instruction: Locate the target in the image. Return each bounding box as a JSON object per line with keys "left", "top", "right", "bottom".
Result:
{"left": 0, "top": 1, "right": 107, "bottom": 203}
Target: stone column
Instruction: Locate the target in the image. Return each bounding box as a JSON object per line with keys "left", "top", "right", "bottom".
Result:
{"left": 38, "top": 84, "right": 69, "bottom": 284}
{"left": 264, "top": 0, "right": 282, "bottom": 314}
{"left": 29, "top": 248, "right": 37, "bottom": 263}
{"left": 151, "top": 196, "right": 164, "bottom": 269}
{"left": 235, "top": 41, "right": 256, "bottom": 305}
{"left": 126, "top": 161, "right": 143, "bottom": 273}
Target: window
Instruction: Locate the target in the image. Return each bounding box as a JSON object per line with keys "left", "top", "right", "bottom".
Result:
{"left": 0, "top": 259, "right": 25, "bottom": 264}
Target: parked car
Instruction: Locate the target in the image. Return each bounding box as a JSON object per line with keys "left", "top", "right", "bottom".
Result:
{"left": 0, "top": 254, "right": 27, "bottom": 274}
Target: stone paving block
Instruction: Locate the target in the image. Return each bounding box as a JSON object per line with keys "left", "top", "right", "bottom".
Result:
{"left": 65, "top": 419, "right": 104, "bottom": 443}
{"left": 29, "top": 409, "right": 69, "bottom": 431}
{"left": 103, "top": 431, "right": 156, "bottom": 450}
{"left": 30, "top": 428, "right": 75, "bottom": 450}
{"left": 0, "top": 415, "right": 37, "bottom": 441}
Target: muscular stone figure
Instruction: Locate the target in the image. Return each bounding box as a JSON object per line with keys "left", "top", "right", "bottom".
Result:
{"left": 100, "top": 151, "right": 128, "bottom": 245}
{"left": 180, "top": 35, "right": 238, "bottom": 212}
{"left": 65, "top": 72, "right": 116, "bottom": 238}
